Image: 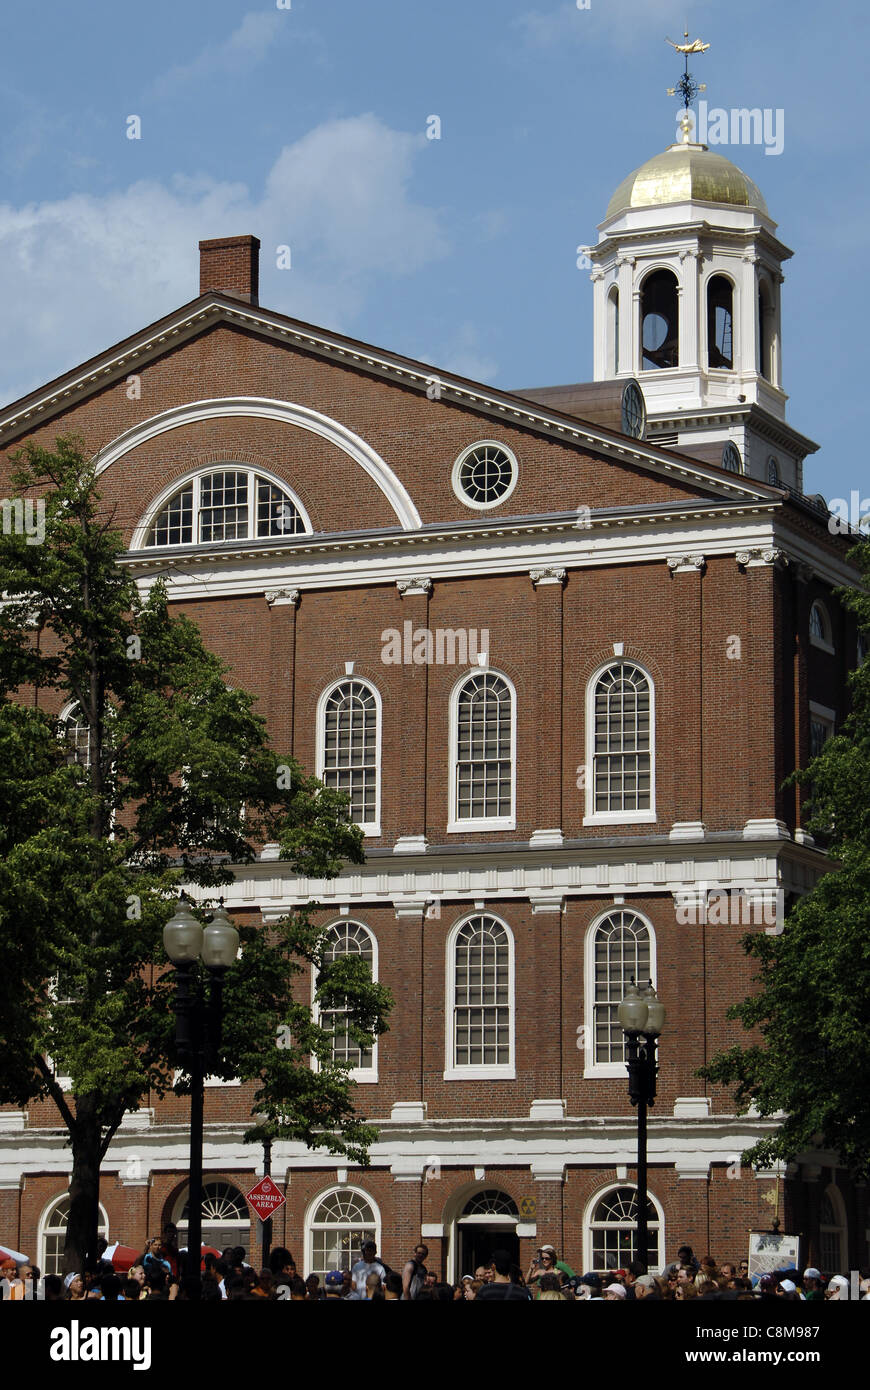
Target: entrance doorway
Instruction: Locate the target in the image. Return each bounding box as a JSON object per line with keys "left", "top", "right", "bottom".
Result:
{"left": 458, "top": 1227, "right": 520, "bottom": 1277}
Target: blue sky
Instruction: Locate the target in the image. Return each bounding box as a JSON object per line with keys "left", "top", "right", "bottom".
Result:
{"left": 0, "top": 0, "right": 867, "bottom": 505}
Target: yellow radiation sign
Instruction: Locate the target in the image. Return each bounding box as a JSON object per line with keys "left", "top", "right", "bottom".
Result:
{"left": 519, "top": 1196, "right": 537, "bottom": 1218}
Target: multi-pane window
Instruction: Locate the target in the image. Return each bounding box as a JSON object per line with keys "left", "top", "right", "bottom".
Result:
{"left": 819, "top": 1188, "right": 845, "bottom": 1274}
{"left": 146, "top": 469, "right": 305, "bottom": 546}
{"left": 809, "top": 601, "right": 833, "bottom": 651}
{"left": 591, "top": 663, "right": 652, "bottom": 815}
{"left": 60, "top": 704, "right": 91, "bottom": 770}
{"left": 810, "top": 714, "right": 833, "bottom": 759}
{"left": 453, "top": 442, "right": 518, "bottom": 508}
{"left": 451, "top": 915, "right": 512, "bottom": 1069}
{"left": 589, "top": 1187, "right": 660, "bottom": 1271}
{"left": 454, "top": 673, "right": 514, "bottom": 823}
{"left": 319, "top": 922, "right": 375, "bottom": 1072}
{"left": 320, "top": 681, "right": 379, "bottom": 829}
{"left": 308, "top": 1190, "right": 377, "bottom": 1281}
{"left": 176, "top": 1181, "right": 250, "bottom": 1257}
{"left": 40, "top": 1196, "right": 109, "bottom": 1277}
{"left": 592, "top": 911, "right": 652, "bottom": 1066}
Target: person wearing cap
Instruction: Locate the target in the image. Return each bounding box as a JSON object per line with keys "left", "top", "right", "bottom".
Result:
{"left": 826, "top": 1275, "right": 850, "bottom": 1300}
{"left": 527, "top": 1243, "right": 576, "bottom": 1290}
{"left": 324, "top": 1270, "right": 345, "bottom": 1300}
{"left": 350, "top": 1240, "right": 386, "bottom": 1294}
{"left": 604, "top": 1282, "right": 627, "bottom": 1300}
{"left": 575, "top": 1272, "right": 603, "bottom": 1300}
{"left": 802, "top": 1266, "right": 824, "bottom": 1301}
{"left": 776, "top": 1278, "right": 801, "bottom": 1301}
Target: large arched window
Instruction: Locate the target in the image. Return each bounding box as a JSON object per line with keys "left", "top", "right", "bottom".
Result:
{"left": 306, "top": 1188, "right": 380, "bottom": 1280}
{"left": 317, "top": 680, "right": 381, "bottom": 835}
{"left": 314, "top": 921, "right": 378, "bottom": 1081}
{"left": 809, "top": 601, "right": 834, "bottom": 653}
{"left": 584, "top": 909, "right": 655, "bottom": 1075}
{"left": 758, "top": 278, "right": 776, "bottom": 381}
{"left": 819, "top": 1185, "right": 847, "bottom": 1275}
{"left": 142, "top": 468, "right": 308, "bottom": 547}
{"left": 445, "top": 914, "right": 515, "bottom": 1079}
{"left": 707, "top": 275, "right": 734, "bottom": 369}
{"left": 39, "top": 1194, "right": 109, "bottom": 1276}
{"left": 173, "top": 1180, "right": 250, "bottom": 1256}
{"left": 585, "top": 1186, "right": 662, "bottom": 1272}
{"left": 641, "top": 269, "right": 679, "bottom": 370}
{"left": 449, "top": 671, "right": 516, "bottom": 831}
{"left": 58, "top": 701, "right": 91, "bottom": 770}
{"left": 585, "top": 661, "right": 655, "bottom": 824}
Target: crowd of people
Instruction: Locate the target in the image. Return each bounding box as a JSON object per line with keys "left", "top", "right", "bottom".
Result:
{"left": 2, "top": 1231, "right": 868, "bottom": 1301}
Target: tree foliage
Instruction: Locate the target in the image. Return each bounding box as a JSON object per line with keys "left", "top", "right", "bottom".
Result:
{"left": 703, "top": 537, "right": 870, "bottom": 1177}
{"left": 0, "top": 437, "right": 392, "bottom": 1266}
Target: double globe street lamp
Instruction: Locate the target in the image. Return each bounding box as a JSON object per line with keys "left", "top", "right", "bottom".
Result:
{"left": 163, "top": 898, "right": 240, "bottom": 1295}
{"left": 617, "top": 978, "right": 666, "bottom": 1275}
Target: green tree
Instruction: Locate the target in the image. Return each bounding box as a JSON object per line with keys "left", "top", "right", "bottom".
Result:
{"left": 703, "top": 536, "right": 870, "bottom": 1177}
{"left": 0, "top": 437, "right": 392, "bottom": 1270}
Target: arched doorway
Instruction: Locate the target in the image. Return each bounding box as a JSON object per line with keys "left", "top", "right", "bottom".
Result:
{"left": 171, "top": 1180, "right": 250, "bottom": 1257}
{"left": 454, "top": 1189, "right": 520, "bottom": 1278}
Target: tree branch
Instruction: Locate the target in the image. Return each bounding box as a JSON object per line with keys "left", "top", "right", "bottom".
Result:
{"left": 35, "top": 1054, "right": 77, "bottom": 1135}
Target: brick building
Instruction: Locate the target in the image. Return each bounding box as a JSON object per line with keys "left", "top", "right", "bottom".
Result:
{"left": 0, "top": 130, "right": 866, "bottom": 1280}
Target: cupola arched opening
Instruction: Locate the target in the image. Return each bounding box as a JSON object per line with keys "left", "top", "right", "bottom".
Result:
{"left": 707, "top": 275, "right": 734, "bottom": 370}
{"left": 641, "top": 269, "right": 679, "bottom": 370}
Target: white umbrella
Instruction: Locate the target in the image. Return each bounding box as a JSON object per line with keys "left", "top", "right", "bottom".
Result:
{"left": 0, "top": 1244, "right": 29, "bottom": 1265}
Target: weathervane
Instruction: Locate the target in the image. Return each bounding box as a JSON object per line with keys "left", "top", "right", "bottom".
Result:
{"left": 666, "top": 30, "right": 709, "bottom": 140}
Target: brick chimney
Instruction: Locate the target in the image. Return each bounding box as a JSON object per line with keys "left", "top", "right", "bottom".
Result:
{"left": 199, "top": 235, "right": 260, "bottom": 304}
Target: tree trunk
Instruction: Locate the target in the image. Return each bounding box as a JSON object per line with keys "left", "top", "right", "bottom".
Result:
{"left": 65, "top": 1108, "right": 103, "bottom": 1275}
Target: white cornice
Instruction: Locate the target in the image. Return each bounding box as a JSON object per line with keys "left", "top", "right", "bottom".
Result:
{"left": 0, "top": 295, "right": 772, "bottom": 507}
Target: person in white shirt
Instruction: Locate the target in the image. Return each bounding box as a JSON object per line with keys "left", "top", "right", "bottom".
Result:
{"left": 351, "top": 1240, "right": 386, "bottom": 1293}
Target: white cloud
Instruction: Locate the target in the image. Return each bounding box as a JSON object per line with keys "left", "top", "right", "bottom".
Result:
{"left": 515, "top": 0, "right": 710, "bottom": 50}
{"left": 151, "top": 11, "right": 287, "bottom": 99}
{"left": 0, "top": 115, "right": 449, "bottom": 408}
{"left": 434, "top": 323, "right": 499, "bottom": 384}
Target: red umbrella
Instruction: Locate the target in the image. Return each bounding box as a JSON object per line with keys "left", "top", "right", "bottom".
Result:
{"left": 178, "top": 1244, "right": 222, "bottom": 1271}
{"left": 103, "top": 1243, "right": 142, "bottom": 1272}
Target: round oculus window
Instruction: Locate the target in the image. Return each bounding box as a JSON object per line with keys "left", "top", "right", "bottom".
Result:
{"left": 621, "top": 381, "right": 646, "bottom": 439}
{"left": 722, "top": 442, "right": 742, "bottom": 473}
{"left": 452, "top": 441, "right": 518, "bottom": 509}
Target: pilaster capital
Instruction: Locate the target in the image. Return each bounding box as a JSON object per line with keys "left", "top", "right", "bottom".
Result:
{"left": 667, "top": 553, "right": 706, "bottom": 573}
{"left": 397, "top": 576, "right": 432, "bottom": 597}
{"left": 529, "top": 567, "right": 566, "bottom": 588}
{"left": 265, "top": 587, "right": 300, "bottom": 607}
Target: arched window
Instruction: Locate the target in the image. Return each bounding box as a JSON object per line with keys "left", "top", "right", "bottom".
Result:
{"left": 722, "top": 441, "right": 742, "bottom": 474}
{"left": 461, "top": 1190, "right": 519, "bottom": 1218}
{"left": 707, "top": 275, "right": 734, "bottom": 369}
{"left": 306, "top": 1188, "right": 379, "bottom": 1280}
{"left": 767, "top": 455, "right": 781, "bottom": 487}
{"left": 446, "top": 914, "right": 515, "bottom": 1079}
{"left": 608, "top": 286, "right": 620, "bottom": 375}
{"left": 586, "top": 1186, "right": 662, "bottom": 1271}
{"left": 641, "top": 269, "right": 679, "bottom": 370}
{"left": 39, "top": 1195, "right": 109, "bottom": 1276}
{"left": 58, "top": 702, "right": 91, "bottom": 770}
{"left": 585, "top": 662, "right": 655, "bottom": 823}
{"left": 809, "top": 601, "right": 834, "bottom": 653}
{"left": 142, "top": 468, "right": 308, "bottom": 547}
{"left": 317, "top": 680, "right": 381, "bottom": 834}
{"left": 173, "top": 1180, "right": 250, "bottom": 1256}
{"left": 449, "top": 672, "right": 516, "bottom": 830}
{"left": 819, "top": 1185, "right": 847, "bottom": 1275}
{"left": 315, "top": 921, "right": 378, "bottom": 1080}
{"left": 585, "top": 909, "right": 655, "bottom": 1074}
{"left": 758, "top": 279, "right": 775, "bottom": 380}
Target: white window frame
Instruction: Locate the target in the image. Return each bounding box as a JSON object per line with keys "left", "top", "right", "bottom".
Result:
{"left": 819, "top": 1183, "right": 847, "bottom": 1275}
{"left": 133, "top": 464, "right": 312, "bottom": 549}
{"left": 305, "top": 1185, "right": 381, "bottom": 1281}
{"left": 582, "top": 1183, "right": 664, "bottom": 1274}
{"left": 311, "top": 920, "right": 379, "bottom": 1084}
{"left": 451, "top": 440, "right": 519, "bottom": 511}
{"left": 809, "top": 601, "right": 835, "bottom": 654}
{"left": 447, "top": 669, "right": 517, "bottom": 833}
{"left": 315, "top": 678, "right": 382, "bottom": 837}
{"left": 809, "top": 701, "right": 835, "bottom": 759}
{"left": 583, "top": 907, "right": 657, "bottom": 1078}
{"left": 38, "top": 1193, "right": 110, "bottom": 1277}
{"left": 584, "top": 660, "right": 656, "bottom": 825}
{"left": 444, "top": 912, "right": 516, "bottom": 1081}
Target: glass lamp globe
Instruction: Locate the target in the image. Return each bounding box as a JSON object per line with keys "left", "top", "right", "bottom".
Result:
{"left": 201, "top": 905, "right": 240, "bottom": 970}
{"left": 617, "top": 981, "right": 649, "bottom": 1033}
{"left": 163, "top": 903, "right": 203, "bottom": 964}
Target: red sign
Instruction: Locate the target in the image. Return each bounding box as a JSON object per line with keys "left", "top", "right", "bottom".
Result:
{"left": 245, "top": 1176, "right": 286, "bottom": 1220}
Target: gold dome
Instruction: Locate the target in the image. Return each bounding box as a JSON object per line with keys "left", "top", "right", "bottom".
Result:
{"left": 606, "top": 143, "right": 768, "bottom": 219}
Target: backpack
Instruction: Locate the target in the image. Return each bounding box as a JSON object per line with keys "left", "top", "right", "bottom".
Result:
{"left": 406, "top": 1258, "right": 426, "bottom": 1299}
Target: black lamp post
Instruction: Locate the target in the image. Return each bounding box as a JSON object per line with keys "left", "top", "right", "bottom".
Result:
{"left": 617, "top": 978, "right": 666, "bottom": 1275}
{"left": 163, "top": 899, "right": 239, "bottom": 1297}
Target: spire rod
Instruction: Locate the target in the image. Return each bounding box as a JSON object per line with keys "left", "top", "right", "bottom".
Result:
{"left": 665, "top": 29, "right": 709, "bottom": 142}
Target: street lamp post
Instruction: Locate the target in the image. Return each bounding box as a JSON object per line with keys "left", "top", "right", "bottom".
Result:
{"left": 617, "top": 978, "right": 666, "bottom": 1275}
{"left": 164, "top": 899, "right": 239, "bottom": 1297}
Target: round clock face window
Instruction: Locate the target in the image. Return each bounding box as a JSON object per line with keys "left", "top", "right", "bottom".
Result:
{"left": 722, "top": 442, "right": 742, "bottom": 473}
{"left": 452, "top": 442, "right": 518, "bottom": 509}
{"left": 621, "top": 381, "right": 646, "bottom": 439}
